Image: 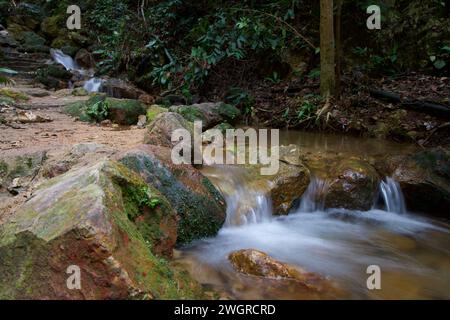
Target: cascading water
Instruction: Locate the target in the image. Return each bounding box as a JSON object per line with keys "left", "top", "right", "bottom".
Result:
{"left": 201, "top": 165, "right": 272, "bottom": 227}
{"left": 378, "top": 177, "right": 406, "bottom": 214}
{"left": 297, "top": 177, "right": 329, "bottom": 213}
{"left": 50, "top": 48, "right": 102, "bottom": 93}
{"left": 182, "top": 158, "right": 450, "bottom": 299}
{"left": 50, "top": 49, "right": 84, "bottom": 73}
{"left": 83, "top": 77, "right": 103, "bottom": 93}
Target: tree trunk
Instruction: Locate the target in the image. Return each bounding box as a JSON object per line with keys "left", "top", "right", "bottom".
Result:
{"left": 335, "top": 0, "right": 343, "bottom": 97}
{"left": 320, "top": 0, "right": 336, "bottom": 97}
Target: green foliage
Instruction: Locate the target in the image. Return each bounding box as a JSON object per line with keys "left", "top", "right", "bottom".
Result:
{"left": 265, "top": 71, "right": 281, "bottom": 84}
{"left": 85, "top": 99, "right": 109, "bottom": 122}
{"left": 226, "top": 87, "right": 255, "bottom": 116}
{"left": 297, "top": 94, "right": 318, "bottom": 121}
{"left": 138, "top": 1, "right": 310, "bottom": 90}
{"left": 0, "top": 68, "right": 17, "bottom": 86}
{"left": 88, "top": 0, "right": 131, "bottom": 74}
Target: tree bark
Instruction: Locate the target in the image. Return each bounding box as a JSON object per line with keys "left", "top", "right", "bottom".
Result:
{"left": 320, "top": 0, "right": 336, "bottom": 97}
{"left": 335, "top": 0, "right": 343, "bottom": 97}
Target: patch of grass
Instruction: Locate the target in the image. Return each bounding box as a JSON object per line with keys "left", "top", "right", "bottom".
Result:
{"left": 0, "top": 88, "right": 29, "bottom": 102}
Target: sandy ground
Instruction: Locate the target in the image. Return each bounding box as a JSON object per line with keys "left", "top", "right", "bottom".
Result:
{"left": 0, "top": 88, "right": 146, "bottom": 223}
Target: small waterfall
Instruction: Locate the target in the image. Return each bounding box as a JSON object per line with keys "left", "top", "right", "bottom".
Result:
{"left": 379, "top": 177, "right": 406, "bottom": 214}
{"left": 297, "top": 177, "right": 329, "bottom": 213}
{"left": 201, "top": 166, "right": 272, "bottom": 227}
{"left": 224, "top": 189, "right": 272, "bottom": 227}
{"left": 83, "top": 77, "right": 103, "bottom": 92}
{"left": 50, "top": 49, "right": 83, "bottom": 73}
{"left": 50, "top": 49, "right": 101, "bottom": 93}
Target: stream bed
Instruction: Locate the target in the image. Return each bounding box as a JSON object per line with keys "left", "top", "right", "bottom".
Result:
{"left": 176, "top": 131, "right": 450, "bottom": 299}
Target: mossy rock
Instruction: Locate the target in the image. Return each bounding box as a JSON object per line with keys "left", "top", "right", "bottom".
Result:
{"left": 60, "top": 45, "right": 80, "bottom": 57}
{"left": 146, "top": 105, "right": 167, "bottom": 122}
{"left": 72, "top": 87, "right": 88, "bottom": 96}
{"left": 35, "top": 65, "right": 72, "bottom": 89}
{"left": 144, "top": 112, "right": 194, "bottom": 148}
{"left": 41, "top": 15, "right": 64, "bottom": 38}
{"left": 118, "top": 145, "right": 226, "bottom": 244}
{"left": 176, "top": 105, "right": 205, "bottom": 122}
{"left": 106, "top": 98, "right": 146, "bottom": 126}
{"left": 64, "top": 101, "right": 91, "bottom": 122}
{"left": 20, "top": 31, "right": 49, "bottom": 53}
{"left": 0, "top": 160, "right": 204, "bottom": 299}
{"left": 51, "top": 36, "right": 77, "bottom": 50}
{"left": 169, "top": 102, "right": 240, "bottom": 130}
{"left": 64, "top": 94, "right": 106, "bottom": 122}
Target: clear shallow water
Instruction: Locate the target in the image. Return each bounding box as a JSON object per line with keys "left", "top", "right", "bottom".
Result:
{"left": 177, "top": 132, "right": 450, "bottom": 299}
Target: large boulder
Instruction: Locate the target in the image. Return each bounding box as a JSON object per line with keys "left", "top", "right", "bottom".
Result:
{"left": 74, "top": 48, "right": 95, "bottom": 69}
{"left": 0, "top": 160, "right": 203, "bottom": 299}
{"left": 64, "top": 95, "right": 147, "bottom": 125}
{"left": 117, "top": 144, "right": 226, "bottom": 244}
{"left": 324, "top": 159, "right": 380, "bottom": 211}
{"left": 144, "top": 112, "right": 194, "bottom": 148}
{"left": 19, "top": 31, "right": 49, "bottom": 53}
{"left": 35, "top": 64, "right": 73, "bottom": 89}
{"left": 377, "top": 148, "right": 450, "bottom": 216}
{"left": 101, "top": 78, "right": 146, "bottom": 100}
{"left": 106, "top": 98, "right": 146, "bottom": 126}
{"left": 169, "top": 102, "right": 240, "bottom": 129}
{"left": 40, "top": 15, "right": 64, "bottom": 38}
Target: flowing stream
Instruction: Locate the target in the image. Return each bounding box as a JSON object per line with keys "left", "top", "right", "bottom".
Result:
{"left": 50, "top": 49, "right": 103, "bottom": 92}
{"left": 177, "top": 132, "right": 450, "bottom": 299}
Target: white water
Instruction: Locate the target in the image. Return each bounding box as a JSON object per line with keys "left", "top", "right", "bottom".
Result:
{"left": 83, "top": 77, "right": 103, "bottom": 93}
{"left": 182, "top": 173, "right": 450, "bottom": 299}
{"left": 50, "top": 49, "right": 101, "bottom": 92}
{"left": 50, "top": 49, "right": 83, "bottom": 73}
{"left": 379, "top": 177, "right": 406, "bottom": 214}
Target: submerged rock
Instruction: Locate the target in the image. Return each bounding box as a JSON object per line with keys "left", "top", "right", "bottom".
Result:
{"left": 228, "top": 249, "right": 335, "bottom": 292}
{"left": 117, "top": 145, "right": 226, "bottom": 244}
{"left": 0, "top": 160, "right": 203, "bottom": 299}
{"left": 267, "top": 162, "right": 310, "bottom": 215}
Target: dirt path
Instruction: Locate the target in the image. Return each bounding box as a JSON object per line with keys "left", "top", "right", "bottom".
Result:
{"left": 0, "top": 87, "right": 146, "bottom": 223}
{"left": 1, "top": 88, "right": 145, "bottom": 157}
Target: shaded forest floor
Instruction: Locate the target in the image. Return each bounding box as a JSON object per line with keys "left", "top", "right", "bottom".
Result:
{"left": 203, "top": 70, "right": 450, "bottom": 149}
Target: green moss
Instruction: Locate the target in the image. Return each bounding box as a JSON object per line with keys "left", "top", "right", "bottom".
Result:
{"left": 20, "top": 31, "right": 49, "bottom": 53}
{"left": 119, "top": 153, "right": 225, "bottom": 245}
{"left": 218, "top": 103, "right": 241, "bottom": 121}
{"left": 146, "top": 105, "right": 167, "bottom": 122}
{"left": 214, "top": 122, "right": 234, "bottom": 133}
{"left": 106, "top": 98, "right": 146, "bottom": 125}
{"left": 0, "top": 88, "right": 29, "bottom": 101}
{"left": 72, "top": 87, "right": 88, "bottom": 96}
{"left": 177, "top": 105, "right": 205, "bottom": 122}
